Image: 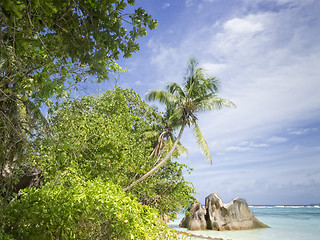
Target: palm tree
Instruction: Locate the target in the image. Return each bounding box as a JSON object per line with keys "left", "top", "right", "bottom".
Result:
{"left": 148, "top": 105, "right": 185, "bottom": 159}
{"left": 124, "top": 58, "right": 235, "bottom": 191}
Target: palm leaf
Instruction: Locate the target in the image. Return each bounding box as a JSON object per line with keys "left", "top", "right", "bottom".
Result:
{"left": 166, "top": 107, "right": 183, "bottom": 128}
{"left": 184, "top": 58, "right": 200, "bottom": 98}
{"left": 143, "top": 130, "right": 159, "bottom": 139}
{"left": 196, "top": 96, "right": 236, "bottom": 112}
{"left": 163, "top": 137, "right": 188, "bottom": 159}
{"left": 176, "top": 141, "right": 188, "bottom": 158}
{"left": 193, "top": 123, "right": 212, "bottom": 165}
{"left": 200, "top": 77, "right": 220, "bottom": 94}
{"left": 146, "top": 89, "right": 178, "bottom": 106}
{"left": 165, "top": 82, "right": 185, "bottom": 98}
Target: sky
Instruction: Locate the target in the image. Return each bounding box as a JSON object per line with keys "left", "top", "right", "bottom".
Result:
{"left": 83, "top": 0, "right": 320, "bottom": 205}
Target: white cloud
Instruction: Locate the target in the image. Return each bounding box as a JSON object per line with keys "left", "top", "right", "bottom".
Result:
{"left": 226, "top": 141, "right": 268, "bottom": 152}
{"left": 202, "top": 63, "right": 227, "bottom": 75}
{"left": 163, "top": 3, "right": 170, "bottom": 9}
{"left": 147, "top": 39, "right": 180, "bottom": 69}
{"left": 243, "top": 0, "right": 316, "bottom": 8}
{"left": 223, "top": 17, "right": 264, "bottom": 34}
{"left": 185, "top": 0, "right": 195, "bottom": 7}
{"left": 226, "top": 146, "right": 251, "bottom": 152}
{"left": 250, "top": 143, "right": 268, "bottom": 148}
{"left": 287, "top": 128, "right": 318, "bottom": 135}
{"left": 269, "top": 136, "right": 288, "bottom": 143}
{"left": 190, "top": 6, "right": 320, "bottom": 153}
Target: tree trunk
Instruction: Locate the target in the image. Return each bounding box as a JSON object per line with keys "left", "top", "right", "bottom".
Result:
{"left": 124, "top": 123, "right": 186, "bottom": 191}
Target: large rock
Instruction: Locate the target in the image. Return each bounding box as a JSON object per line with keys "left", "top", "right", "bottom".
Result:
{"left": 180, "top": 193, "right": 270, "bottom": 231}
{"left": 205, "top": 193, "right": 269, "bottom": 230}
{"left": 179, "top": 200, "right": 207, "bottom": 230}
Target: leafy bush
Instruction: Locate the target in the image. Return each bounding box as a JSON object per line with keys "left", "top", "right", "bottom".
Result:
{"left": 4, "top": 171, "right": 177, "bottom": 239}
{"left": 34, "top": 87, "right": 194, "bottom": 217}
{"left": 132, "top": 161, "right": 195, "bottom": 219}
{"left": 38, "top": 87, "right": 159, "bottom": 187}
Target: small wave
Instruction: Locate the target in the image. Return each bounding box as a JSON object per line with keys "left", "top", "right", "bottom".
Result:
{"left": 250, "top": 206, "right": 273, "bottom": 209}
{"left": 250, "top": 205, "right": 320, "bottom": 209}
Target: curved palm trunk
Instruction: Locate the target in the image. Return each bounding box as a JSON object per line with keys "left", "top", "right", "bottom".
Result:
{"left": 149, "top": 130, "right": 166, "bottom": 158}
{"left": 124, "top": 123, "right": 186, "bottom": 191}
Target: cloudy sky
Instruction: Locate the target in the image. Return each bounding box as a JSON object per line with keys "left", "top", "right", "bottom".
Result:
{"left": 88, "top": 0, "right": 320, "bottom": 205}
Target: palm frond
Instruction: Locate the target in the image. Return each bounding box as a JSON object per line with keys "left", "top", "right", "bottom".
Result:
{"left": 143, "top": 130, "right": 160, "bottom": 139}
{"left": 188, "top": 68, "right": 206, "bottom": 98}
{"left": 202, "top": 77, "right": 220, "bottom": 94}
{"left": 193, "top": 123, "right": 212, "bottom": 165}
{"left": 146, "top": 89, "right": 178, "bottom": 106}
{"left": 166, "top": 106, "right": 183, "bottom": 129}
{"left": 165, "top": 82, "right": 185, "bottom": 98}
{"left": 184, "top": 58, "right": 200, "bottom": 97}
{"left": 196, "top": 97, "right": 236, "bottom": 112}
{"left": 163, "top": 137, "right": 188, "bottom": 159}
{"left": 176, "top": 141, "right": 188, "bottom": 158}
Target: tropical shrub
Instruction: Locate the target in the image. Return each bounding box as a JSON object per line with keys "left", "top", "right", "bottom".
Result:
{"left": 4, "top": 171, "right": 177, "bottom": 239}
{"left": 36, "top": 87, "right": 159, "bottom": 186}
{"left": 33, "top": 87, "right": 194, "bottom": 217}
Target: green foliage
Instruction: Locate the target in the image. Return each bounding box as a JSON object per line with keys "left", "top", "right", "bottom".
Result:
{"left": 0, "top": 198, "right": 15, "bottom": 240}
{"left": 132, "top": 161, "right": 196, "bottom": 219}
{"left": 1, "top": 0, "right": 158, "bottom": 86}
{"left": 1, "top": 89, "right": 193, "bottom": 238}
{"left": 4, "top": 172, "right": 177, "bottom": 239}
{"left": 38, "top": 87, "right": 158, "bottom": 186}
{"left": 34, "top": 87, "right": 194, "bottom": 217}
{"left": 0, "top": 0, "right": 157, "bottom": 201}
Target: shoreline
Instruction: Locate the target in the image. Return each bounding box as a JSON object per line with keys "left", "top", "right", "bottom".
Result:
{"left": 175, "top": 230, "right": 226, "bottom": 240}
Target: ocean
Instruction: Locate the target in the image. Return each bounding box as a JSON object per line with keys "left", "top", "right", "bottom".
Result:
{"left": 168, "top": 206, "right": 320, "bottom": 240}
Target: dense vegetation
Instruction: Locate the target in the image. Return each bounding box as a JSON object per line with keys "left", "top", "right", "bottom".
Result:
{"left": 37, "top": 87, "right": 195, "bottom": 217}
{"left": 0, "top": 1, "right": 234, "bottom": 239}
{"left": 0, "top": 87, "right": 195, "bottom": 239}
{"left": 0, "top": 0, "right": 158, "bottom": 201}
{"left": 0, "top": 0, "right": 185, "bottom": 238}
{"left": 5, "top": 177, "right": 176, "bottom": 240}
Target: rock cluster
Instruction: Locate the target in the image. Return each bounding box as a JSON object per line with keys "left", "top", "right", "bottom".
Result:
{"left": 180, "top": 193, "right": 270, "bottom": 231}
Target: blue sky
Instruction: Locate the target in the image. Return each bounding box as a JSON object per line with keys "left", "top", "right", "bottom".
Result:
{"left": 82, "top": 0, "right": 320, "bottom": 205}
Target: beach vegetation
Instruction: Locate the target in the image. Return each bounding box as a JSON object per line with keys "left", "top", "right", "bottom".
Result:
{"left": 4, "top": 173, "right": 177, "bottom": 239}
{"left": 0, "top": 1, "right": 164, "bottom": 237}
{"left": 0, "top": 1, "right": 233, "bottom": 238}
{"left": 0, "top": 87, "right": 193, "bottom": 238}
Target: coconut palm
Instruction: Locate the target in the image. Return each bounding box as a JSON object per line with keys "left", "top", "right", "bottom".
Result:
{"left": 124, "top": 58, "right": 235, "bottom": 191}
{"left": 148, "top": 104, "right": 185, "bottom": 159}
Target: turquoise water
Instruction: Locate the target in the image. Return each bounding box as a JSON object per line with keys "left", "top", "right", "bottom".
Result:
{"left": 168, "top": 206, "right": 320, "bottom": 240}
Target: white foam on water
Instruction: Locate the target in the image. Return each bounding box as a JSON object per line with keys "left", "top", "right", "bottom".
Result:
{"left": 250, "top": 206, "right": 273, "bottom": 209}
